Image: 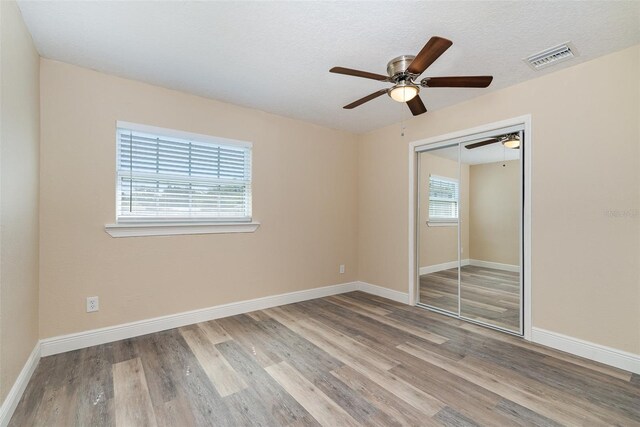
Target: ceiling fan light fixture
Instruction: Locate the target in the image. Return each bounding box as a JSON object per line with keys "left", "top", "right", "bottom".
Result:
{"left": 389, "top": 82, "right": 419, "bottom": 103}
{"left": 502, "top": 134, "right": 520, "bottom": 149}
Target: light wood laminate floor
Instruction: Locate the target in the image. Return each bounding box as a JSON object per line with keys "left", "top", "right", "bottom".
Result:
{"left": 10, "top": 292, "right": 640, "bottom": 426}
{"left": 420, "top": 265, "right": 521, "bottom": 332}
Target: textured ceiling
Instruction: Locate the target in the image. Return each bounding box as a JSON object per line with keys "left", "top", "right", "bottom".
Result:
{"left": 17, "top": 1, "right": 640, "bottom": 133}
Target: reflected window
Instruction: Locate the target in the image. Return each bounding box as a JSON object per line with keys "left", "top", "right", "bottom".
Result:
{"left": 428, "top": 175, "right": 458, "bottom": 223}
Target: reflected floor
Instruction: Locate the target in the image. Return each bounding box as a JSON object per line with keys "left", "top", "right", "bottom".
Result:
{"left": 419, "top": 265, "right": 520, "bottom": 333}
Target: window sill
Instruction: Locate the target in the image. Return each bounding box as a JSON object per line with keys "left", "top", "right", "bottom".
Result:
{"left": 105, "top": 221, "right": 261, "bottom": 238}
{"left": 427, "top": 221, "right": 458, "bottom": 227}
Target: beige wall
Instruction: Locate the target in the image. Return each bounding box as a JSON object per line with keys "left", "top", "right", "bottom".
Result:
{"left": 469, "top": 160, "right": 520, "bottom": 266}
{"left": 418, "top": 152, "right": 469, "bottom": 268}
{"left": 0, "top": 0, "right": 40, "bottom": 401}
{"left": 358, "top": 45, "right": 640, "bottom": 354}
{"left": 39, "top": 60, "right": 358, "bottom": 339}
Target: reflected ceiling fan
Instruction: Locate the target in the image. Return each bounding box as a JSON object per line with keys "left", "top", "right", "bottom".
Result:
{"left": 465, "top": 133, "right": 521, "bottom": 150}
{"left": 329, "top": 36, "right": 493, "bottom": 116}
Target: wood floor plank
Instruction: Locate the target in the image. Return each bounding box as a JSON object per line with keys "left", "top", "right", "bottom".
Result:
{"left": 216, "top": 339, "right": 320, "bottom": 426}
{"left": 263, "top": 307, "right": 445, "bottom": 422}
{"left": 326, "top": 294, "right": 393, "bottom": 316}
{"left": 132, "top": 335, "right": 180, "bottom": 418}
{"left": 222, "top": 388, "right": 284, "bottom": 426}
{"left": 420, "top": 265, "right": 521, "bottom": 332}
{"left": 396, "top": 341, "right": 598, "bottom": 425}
{"left": 179, "top": 327, "right": 247, "bottom": 397}
{"left": 216, "top": 314, "right": 282, "bottom": 368}
{"left": 461, "top": 354, "right": 640, "bottom": 425}
{"left": 266, "top": 306, "right": 399, "bottom": 371}
{"left": 494, "top": 399, "right": 563, "bottom": 427}
{"left": 245, "top": 309, "right": 272, "bottom": 322}
{"left": 197, "top": 319, "right": 232, "bottom": 344}
{"left": 9, "top": 354, "right": 68, "bottom": 427}
{"left": 269, "top": 316, "right": 447, "bottom": 418}
{"left": 298, "top": 298, "right": 431, "bottom": 349}
{"left": 73, "top": 344, "right": 115, "bottom": 426}
{"left": 29, "top": 385, "right": 76, "bottom": 427}
{"left": 389, "top": 353, "right": 519, "bottom": 426}
{"left": 112, "top": 358, "right": 158, "bottom": 427}
{"left": 324, "top": 296, "right": 449, "bottom": 344}
{"left": 330, "top": 365, "right": 440, "bottom": 426}
{"left": 111, "top": 337, "right": 138, "bottom": 364}
{"left": 155, "top": 397, "right": 197, "bottom": 427}
{"left": 434, "top": 407, "right": 482, "bottom": 427}
{"left": 10, "top": 291, "right": 640, "bottom": 427}
{"left": 341, "top": 291, "right": 409, "bottom": 313}
{"left": 135, "top": 330, "right": 234, "bottom": 427}
{"left": 266, "top": 361, "right": 360, "bottom": 427}
{"left": 456, "top": 319, "right": 634, "bottom": 382}
{"left": 256, "top": 316, "right": 345, "bottom": 373}
{"left": 254, "top": 317, "right": 391, "bottom": 424}
{"left": 463, "top": 340, "right": 640, "bottom": 423}
{"left": 221, "top": 313, "right": 385, "bottom": 424}
{"left": 27, "top": 349, "right": 86, "bottom": 426}
{"left": 395, "top": 305, "right": 633, "bottom": 390}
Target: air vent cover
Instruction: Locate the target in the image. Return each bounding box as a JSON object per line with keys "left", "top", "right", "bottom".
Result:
{"left": 524, "top": 42, "right": 578, "bottom": 71}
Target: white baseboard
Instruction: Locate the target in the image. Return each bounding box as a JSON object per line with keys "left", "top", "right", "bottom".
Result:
{"left": 4, "top": 288, "right": 638, "bottom": 425}
{"left": 419, "top": 259, "right": 519, "bottom": 275}
{"left": 469, "top": 259, "right": 520, "bottom": 272}
{"left": 356, "top": 281, "right": 410, "bottom": 304}
{"left": 41, "top": 282, "right": 359, "bottom": 356}
{"left": 41, "top": 281, "right": 361, "bottom": 357}
{"left": 40, "top": 280, "right": 415, "bottom": 357}
{"left": 532, "top": 328, "right": 640, "bottom": 374}
{"left": 0, "top": 343, "right": 40, "bottom": 427}
{"left": 419, "top": 259, "right": 470, "bottom": 275}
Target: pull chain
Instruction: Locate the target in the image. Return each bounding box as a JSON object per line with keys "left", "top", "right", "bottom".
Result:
{"left": 502, "top": 142, "right": 506, "bottom": 167}
{"left": 400, "top": 103, "right": 409, "bottom": 138}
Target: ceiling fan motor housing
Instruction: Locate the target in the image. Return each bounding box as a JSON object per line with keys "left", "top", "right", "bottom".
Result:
{"left": 387, "top": 55, "right": 416, "bottom": 80}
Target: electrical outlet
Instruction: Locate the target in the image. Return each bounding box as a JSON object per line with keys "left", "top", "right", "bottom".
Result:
{"left": 86, "top": 296, "right": 99, "bottom": 313}
{"left": 339, "top": 264, "right": 345, "bottom": 274}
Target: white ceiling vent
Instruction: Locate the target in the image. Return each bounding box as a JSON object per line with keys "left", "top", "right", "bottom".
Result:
{"left": 524, "top": 42, "right": 578, "bottom": 71}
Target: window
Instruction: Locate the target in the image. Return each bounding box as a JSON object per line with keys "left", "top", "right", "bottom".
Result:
{"left": 115, "top": 123, "right": 252, "bottom": 224}
{"left": 428, "top": 175, "right": 458, "bottom": 224}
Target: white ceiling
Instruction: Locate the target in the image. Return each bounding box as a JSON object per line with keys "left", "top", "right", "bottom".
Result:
{"left": 17, "top": 1, "right": 640, "bottom": 133}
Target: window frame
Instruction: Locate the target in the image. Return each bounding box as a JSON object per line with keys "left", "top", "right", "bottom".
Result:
{"left": 105, "top": 121, "right": 259, "bottom": 237}
{"left": 427, "top": 174, "right": 459, "bottom": 227}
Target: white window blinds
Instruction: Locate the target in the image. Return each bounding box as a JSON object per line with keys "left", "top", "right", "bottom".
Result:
{"left": 116, "top": 126, "right": 252, "bottom": 223}
{"left": 428, "top": 175, "right": 458, "bottom": 222}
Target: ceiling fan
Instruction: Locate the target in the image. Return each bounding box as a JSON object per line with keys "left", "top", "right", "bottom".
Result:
{"left": 465, "top": 133, "right": 521, "bottom": 150}
{"left": 329, "top": 36, "right": 493, "bottom": 116}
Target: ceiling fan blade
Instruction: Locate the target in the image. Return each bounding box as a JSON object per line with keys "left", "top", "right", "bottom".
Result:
{"left": 330, "top": 67, "right": 389, "bottom": 81}
{"left": 406, "top": 95, "right": 427, "bottom": 116}
{"left": 423, "top": 76, "right": 493, "bottom": 88}
{"left": 343, "top": 89, "right": 389, "bottom": 109}
{"left": 407, "top": 36, "right": 453, "bottom": 75}
{"left": 464, "top": 138, "right": 500, "bottom": 149}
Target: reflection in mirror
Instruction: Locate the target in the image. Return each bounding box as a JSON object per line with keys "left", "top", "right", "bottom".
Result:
{"left": 460, "top": 134, "right": 522, "bottom": 333}
{"left": 417, "top": 146, "right": 465, "bottom": 315}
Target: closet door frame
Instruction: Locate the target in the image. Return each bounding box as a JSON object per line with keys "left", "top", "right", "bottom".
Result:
{"left": 409, "top": 115, "right": 532, "bottom": 340}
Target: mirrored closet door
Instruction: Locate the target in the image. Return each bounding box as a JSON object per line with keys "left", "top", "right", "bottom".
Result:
{"left": 417, "top": 130, "right": 523, "bottom": 335}
{"left": 417, "top": 145, "right": 461, "bottom": 315}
